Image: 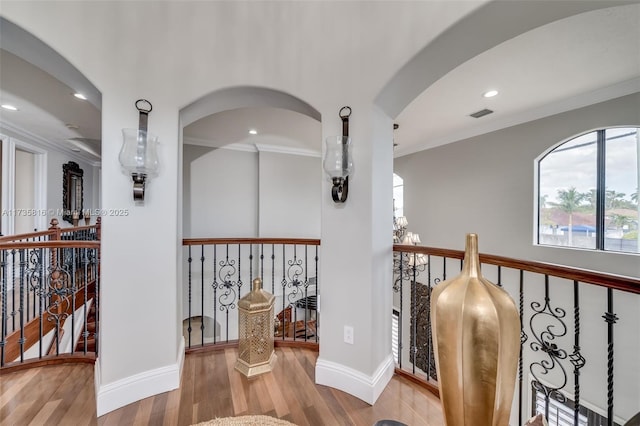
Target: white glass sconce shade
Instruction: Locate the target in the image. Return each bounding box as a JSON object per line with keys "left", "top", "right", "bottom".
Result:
{"left": 323, "top": 136, "right": 353, "bottom": 179}
{"left": 119, "top": 129, "right": 159, "bottom": 178}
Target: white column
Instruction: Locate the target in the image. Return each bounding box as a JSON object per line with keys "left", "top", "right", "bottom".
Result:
{"left": 316, "top": 103, "right": 394, "bottom": 404}
{"left": 95, "top": 92, "right": 183, "bottom": 416}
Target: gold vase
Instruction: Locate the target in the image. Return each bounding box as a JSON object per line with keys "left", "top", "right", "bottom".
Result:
{"left": 431, "top": 234, "right": 520, "bottom": 426}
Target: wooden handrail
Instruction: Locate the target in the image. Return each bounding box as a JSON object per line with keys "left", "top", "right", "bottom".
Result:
{"left": 0, "top": 217, "right": 101, "bottom": 243}
{"left": 394, "top": 244, "right": 640, "bottom": 294}
{"left": 0, "top": 229, "right": 55, "bottom": 242}
{"left": 183, "top": 237, "right": 321, "bottom": 246}
{"left": 0, "top": 241, "right": 100, "bottom": 250}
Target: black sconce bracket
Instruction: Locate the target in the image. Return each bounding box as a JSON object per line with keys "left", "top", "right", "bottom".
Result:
{"left": 331, "top": 106, "right": 351, "bottom": 203}
{"left": 131, "top": 99, "right": 152, "bottom": 202}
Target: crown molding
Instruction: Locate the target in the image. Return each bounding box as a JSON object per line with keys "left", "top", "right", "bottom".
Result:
{"left": 183, "top": 137, "right": 321, "bottom": 157}
{"left": 183, "top": 136, "right": 257, "bottom": 153}
{"left": 255, "top": 143, "right": 321, "bottom": 158}
{"left": 0, "top": 121, "right": 101, "bottom": 166}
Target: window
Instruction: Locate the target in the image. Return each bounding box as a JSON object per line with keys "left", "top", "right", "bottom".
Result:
{"left": 537, "top": 128, "right": 639, "bottom": 254}
{"left": 391, "top": 309, "right": 399, "bottom": 364}
{"left": 393, "top": 173, "right": 404, "bottom": 218}
{"left": 532, "top": 387, "right": 620, "bottom": 426}
{"left": 533, "top": 390, "right": 588, "bottom": 426}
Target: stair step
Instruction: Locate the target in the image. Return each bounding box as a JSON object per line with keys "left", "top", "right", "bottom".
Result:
{"left": 75, "top": 336, "right": 95, "bottom": 352}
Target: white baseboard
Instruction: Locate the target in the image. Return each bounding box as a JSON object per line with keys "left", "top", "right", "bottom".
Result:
{"left": 315, "top": 353, "right": 395, "bottom": 405}
{"left": 95, "top": 338, "right": 185, "bottom": 417}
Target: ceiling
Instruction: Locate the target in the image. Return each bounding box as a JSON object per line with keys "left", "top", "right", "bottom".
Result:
{"left": 0, "top": 49, "right": 101, "bottom": 162}
{"left": 1, "top": 3, "right": 638, "bottom": 160}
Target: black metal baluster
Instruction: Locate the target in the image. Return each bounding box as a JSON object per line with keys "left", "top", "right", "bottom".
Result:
{"left": 443, "top": 256, "right": 447, "bottom": 281}
{"left": 26, "top": 249, "right": 30, "bottom": 322}
{"left": 225, "top": 244, "right": 230, "bottom": 342}
{"left": 54, "top": 248, "right": 61, "bottom": 356}
{"left": 529, "top": 275, "right": 568, "bottom": 421}
{"left": 19, "top": 248, "right": 26, "bottom": 361}
{"left": 518, "top": 269, "right": 528, "bottom": 426}
{"left": 187, "top": 246, "right": 192, "bottom": 348}
{"left": 238, "top": 244, "right": 242, "bottom": 299}
{"left": 82, "top": 248, "right": 89, "bottom": 354}
{"left": 0, "top": 250, "right": 6, "bottom": 366}
{"left": 426, "top": 255, "right": 432, "bottom": 378}
{"left": 200, "top": 245, "right": 205, "bottom": 346}
{"left": 238, "top": 244, "right": 242, "bottom": 300}
{"left": 71, "top": 248, "right": 76, "bottom": 354}
{"left": 11, "top": 249, "right": 16, "bottom": 333}
{"left": 292, "top": 245, "right": 298, "bottom": 342}
{"left": 304, "top": 245, "right": 308, "bottom": 341}
{"left": 282, "top": 244, "right": 286, "bottom": 340}
{"left": 212, "top": 245, "right": 217, "bottom": 344}
{"left": 497, "top": 265, "right": 502, "bottom": 287}
{"left": 570, "top": 280, "right": 585, "bottom": 426}
{"left": 31, "top": 248, "right": 38, "bottom": 323}
{"left": 271, "top": 244, "right": 275, "bottom": 294}
{"left": 38, "top": 248, "right": 44, "bottom": 359}
{"left": 260, "top": 244, "right": 264, "bottom": 284}
{"left": 94, "top": 247, "right": 99, "bottom": 355}
{"left": 398, "top": 250, "right": 404, "bottom": 369}
{"left": 603, "top": 288, "right": 617, "bottom": 426}
{"left": 315, "top": 245, "right": 319, "bottom": 343}
{"left": 411, "top": 259, "right": 417, "bottom": 374}
{"left": 249, "top": 244, "right": 253, "bottom": 282}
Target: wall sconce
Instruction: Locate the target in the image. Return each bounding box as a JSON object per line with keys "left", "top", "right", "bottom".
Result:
{"left": 119, "top": 99, "right": 159, "bottom": 203}
{"left": 323, "top": 106, "right": 353, "bottom": 203}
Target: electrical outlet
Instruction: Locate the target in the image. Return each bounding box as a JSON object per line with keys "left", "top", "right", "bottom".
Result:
{"left": 344, "top": 325, "right": 354, "bottom": 344}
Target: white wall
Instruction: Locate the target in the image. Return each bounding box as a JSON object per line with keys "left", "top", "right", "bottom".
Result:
{"left": 182, "top": 144, "right": 214, "bottom": 236}
{"left": 188, "top": 147, "right": 258, "bottom": 238}
{"left": 395, "top": 93, "right": 640, "bottom": 423}
{"left": 185, "top": 145, "right": 321, "bottom": 239}
{"left": 258, "top": 150, "right": 321, "bottom": 238}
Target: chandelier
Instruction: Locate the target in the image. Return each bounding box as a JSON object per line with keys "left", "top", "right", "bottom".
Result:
{"left": 393, "top": 215, "right": 427, "bottom": 291}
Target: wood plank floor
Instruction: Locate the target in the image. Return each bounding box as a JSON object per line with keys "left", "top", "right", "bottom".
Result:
{"left": 1, "top": 347, "right": 444, "bottom": 425}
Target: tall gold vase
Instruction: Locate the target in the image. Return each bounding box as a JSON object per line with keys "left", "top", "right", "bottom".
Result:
{"left": 431, "top": 234, "right": 520, "bottom": 426}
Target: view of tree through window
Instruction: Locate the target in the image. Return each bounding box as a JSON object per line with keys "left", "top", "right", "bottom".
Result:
{"left": 538, "top": 128, "right": 639, "bottom": 253}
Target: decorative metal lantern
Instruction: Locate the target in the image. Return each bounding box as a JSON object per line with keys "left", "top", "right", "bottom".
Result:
{"left": 235, "top": 278, "right": 277, "bottom": 378}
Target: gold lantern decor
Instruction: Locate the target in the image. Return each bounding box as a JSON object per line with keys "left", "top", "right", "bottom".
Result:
{"left": 235, "top": 278, "right": 277, "bottom": 378}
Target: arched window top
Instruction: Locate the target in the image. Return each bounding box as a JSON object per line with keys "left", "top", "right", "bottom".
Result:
{"left": 536, "top": 127, "right": 639, "bottom": 254}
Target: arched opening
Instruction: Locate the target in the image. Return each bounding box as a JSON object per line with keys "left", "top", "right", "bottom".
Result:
{"left": 0, "top": 18, "right": 102, "bottom": 368}
{"left": 178, "top": 87, "right": 322, "bottom": 347}
{"left": 0, "top": 17, "right": 102, "bottom": 232}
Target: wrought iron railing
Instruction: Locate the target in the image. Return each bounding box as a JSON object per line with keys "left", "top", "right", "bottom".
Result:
{"left": 393, "top": 244, "right": 640, "bottom": 426}
{"left": 0, "top": 219, "right": 100, "bottom": 370}
{"left": 182, "top": 238, "right": 320, "bottom": 351}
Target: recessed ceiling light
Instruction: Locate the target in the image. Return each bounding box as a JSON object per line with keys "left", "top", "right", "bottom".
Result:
{"left": 74, "top": 93, "right": 87, "bottom": 100}
{"left": 1, "top": 104, "right": 18, "bottom": 111}
{"left": 249, "top": 129, "right": 258, "bottom": 135}
{"left": 483, "top": 90, "right": 499, "bottom": 98}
